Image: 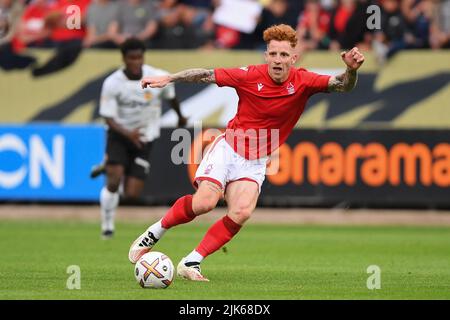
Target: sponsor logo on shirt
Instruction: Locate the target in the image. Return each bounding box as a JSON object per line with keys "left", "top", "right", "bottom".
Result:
{"left": 257, "top": 83, "right": 264, "bottom": 92}
{"left": 240, "top": 67, "right": 249, "bottom": 72}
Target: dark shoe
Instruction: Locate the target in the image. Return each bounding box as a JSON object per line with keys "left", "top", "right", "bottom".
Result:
{"left": 101, "top": 230, "right": 114, "bottom": 240}
{"left": 90, "top": 163, "right": 106, "bottom": 178}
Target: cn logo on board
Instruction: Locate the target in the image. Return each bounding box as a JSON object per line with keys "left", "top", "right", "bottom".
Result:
{"left": 0, "top": 133, "right": 64, "bottom": 189}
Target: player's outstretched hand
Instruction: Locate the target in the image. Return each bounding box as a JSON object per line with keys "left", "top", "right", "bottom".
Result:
{"left": 341, "top": 47, "right": 365, "bottom": 71}
{"left": 141, "top": 75, "right": 172, "bottom": 89}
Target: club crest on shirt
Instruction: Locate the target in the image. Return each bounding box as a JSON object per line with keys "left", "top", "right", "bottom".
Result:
{"left": 287, "top": 82, "right": 295, "bottom": 95}
{"left": 144, "top": 91, "right": 153, "bottom": 101}
{"left": 204, "top": 164, "right": 213, "bottom": 174}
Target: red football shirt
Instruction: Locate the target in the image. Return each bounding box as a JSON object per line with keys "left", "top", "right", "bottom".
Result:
{"left": 214, "top": 64, "right": 330, "bottom": 159}
{"left": 11, "top": 2, "right": 50, "bottom": 51}
{"left": 49, "top": 0, "right": 91, "bottom": 42}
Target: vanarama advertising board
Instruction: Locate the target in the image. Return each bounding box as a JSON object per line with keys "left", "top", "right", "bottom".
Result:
{"left": 139, "top": 129, "right": 450, "bottom": 208}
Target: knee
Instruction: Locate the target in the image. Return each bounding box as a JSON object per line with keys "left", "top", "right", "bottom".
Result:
{"left": 106, "top": 182, "right": 120, "bottom": 193}
{"left": 123, "top": 184, "right": 144, "bottom": 202}
{"left": 228, "top": 206, "right": 253, "bottom": 225}
{"left": 192, "top": 193, "right": 219, "bottom": 215}
{"left": 106, "top": 175, "right": 121, "bottom": 193}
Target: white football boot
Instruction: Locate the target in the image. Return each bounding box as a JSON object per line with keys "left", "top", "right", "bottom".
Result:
{"left": 128, "top": 230, "right": 158, "bottom": 264}
{"left": 176, "top": 257, "right": 209, "bottom": 282}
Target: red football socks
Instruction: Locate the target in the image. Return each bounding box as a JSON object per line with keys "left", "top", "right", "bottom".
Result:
{"left": 161, "top": 195, "right": 196, "bottom": 229}
{"left": 196, "top": 215, "right": 242, "bottom": 258}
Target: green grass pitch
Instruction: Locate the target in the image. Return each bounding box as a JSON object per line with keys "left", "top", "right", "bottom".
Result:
{"left": 1, "top": 220, "right": 449, "bottom": 299}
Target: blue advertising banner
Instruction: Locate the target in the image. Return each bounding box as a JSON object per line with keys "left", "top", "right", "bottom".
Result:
{"left": 0, "top": 124, "right": 105, "bottom": 201}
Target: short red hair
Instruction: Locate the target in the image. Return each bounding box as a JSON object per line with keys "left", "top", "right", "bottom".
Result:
{"left": 263, "top": 24, "right": 298, "bottom": 48}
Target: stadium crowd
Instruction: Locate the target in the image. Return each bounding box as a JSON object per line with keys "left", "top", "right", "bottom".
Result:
{"left": 1, "top": 0, "right": 449, "bottom": 72}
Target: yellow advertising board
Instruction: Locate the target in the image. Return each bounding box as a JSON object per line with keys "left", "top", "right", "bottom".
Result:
{"left": 0, "top": 49, "right": 449, "bottom": 128}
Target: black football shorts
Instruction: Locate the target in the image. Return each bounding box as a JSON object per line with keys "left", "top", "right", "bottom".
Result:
{"left": 105, "top": 130, "right": 153, "bottom": 180}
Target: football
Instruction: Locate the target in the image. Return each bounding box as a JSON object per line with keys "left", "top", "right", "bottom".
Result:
{"left": 134, "top": 252, "right": 174, "bottom": 289}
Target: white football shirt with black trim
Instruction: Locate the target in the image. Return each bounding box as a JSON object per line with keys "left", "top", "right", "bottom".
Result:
{"left": 99, "top": 64, "right": 175, "bottom": 142}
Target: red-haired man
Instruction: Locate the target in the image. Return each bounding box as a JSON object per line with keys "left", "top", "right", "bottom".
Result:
{"left": 129, "top": 24, "right": 364, "bottom": 282}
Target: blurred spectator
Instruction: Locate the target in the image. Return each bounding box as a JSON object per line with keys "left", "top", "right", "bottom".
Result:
{"left": 0, "top": 1, "right": 8, "bottom": 41}
{"left": 14, "top": 0, "right": 53, "bottom": 50}
{"left": 320, "top": 0, "right": 336, "bottom": 11}
{"left": 430, "top": 0, "right": 450, "bottom": 49}
{"left": 401, "top": 0, "right": 435, "bottom": 49}
{"left": 252, "top": 0, "right": 298, "bottom": 49}
{"left": 178, "top": 0, "right": 213, "bottom": 30}
{"left": 288, "top": 0, "right": 304, "bottom": 17}
{"left": 296, "top": 0, "right": 331, "bottom": 53}
{"left": 328, "top": 0, "right": 371, "bottom": 51}
{"left": 0, "top": 0, "right": 36, "bottom": 70}
{"left": 109, "top": 0, "right": 159, "bottom": 47}
{"left": 152, "top": 0, "right": 183, "bottom": 48}
{"left": 212, "top": 0, "right": 262, "bottom": 49}
{"left": 258, "top": 0, "right": 304, "bottom": 14}
{"left": 47, "top": 0, "right": 90, "bottom": 43}
{"left": 328, "top": 0, "right": 355, "bottom": 50}
{"left": 153, "top": 0, "right": 214, "bottom": 49}
{"left": 341, "top": 0, "right": 372, "bottom": 50}
{"left": 83, "top": 0, "right": 118, "bottom": 48}
{"left": 180, "top": 0, "right": 215, "bottom": 47}
{"left": 1, "top": 0, "right": 445, "bottom": 59}
{"left": 0, "top": 0, "right": 23, "bottom": 46}
{"left": 158, "top": 0, "right": 182, "bottom": 29}
{"left": 372, "top": 0, "right": 412, "bottom": 63}
{"left": 31, "top": 0, "right": 91, "bottom": 76}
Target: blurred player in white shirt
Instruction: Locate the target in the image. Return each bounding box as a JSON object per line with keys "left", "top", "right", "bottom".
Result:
{"left": 98, "top": 38, "right": 186, "bottom": 239}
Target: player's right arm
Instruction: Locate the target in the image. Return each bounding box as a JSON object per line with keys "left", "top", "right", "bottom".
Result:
{"left": 141, "top": 69, "right": 215, "bottom": 88}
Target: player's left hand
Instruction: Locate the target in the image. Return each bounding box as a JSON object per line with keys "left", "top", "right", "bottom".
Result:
{"left": 177, "top": 115, "right": 188, "bottom": 128}
{"left": 341, "top": 47, "right": 365, "bottom": 71}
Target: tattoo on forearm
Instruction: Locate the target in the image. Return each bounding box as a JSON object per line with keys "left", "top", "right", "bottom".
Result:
{"left": 171, "top": 69, "right": 216, "bottom": 84}
{"left": 328, "top": 68, "right": 358, "bottom": 92}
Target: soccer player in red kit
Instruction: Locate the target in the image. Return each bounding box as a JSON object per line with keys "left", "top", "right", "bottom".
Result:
{"left": 129, "top": 24, "right": 364, "bottom": 281}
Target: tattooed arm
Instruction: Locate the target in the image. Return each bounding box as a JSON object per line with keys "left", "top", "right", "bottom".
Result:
{"left": 141, "top": 69, "right": 215, "bottom": 89}
{"left": 328, "top": 47, "right": 364, "bottom": 93}
{"left": 328, "top": 67, "right": 358, "bottom": 92}
{"left": 170, "top": 69, "right": 216, "bottom": 84}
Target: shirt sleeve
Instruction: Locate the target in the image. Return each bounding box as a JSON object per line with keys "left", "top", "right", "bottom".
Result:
{"left": 214, "top": 67, "right": 249, "bottom": 88}
{"left": 99, "top": 78, "right": 118, "bottom": 118}
{"left": 301, "top": 70, "right": 331, "bottom": 96}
